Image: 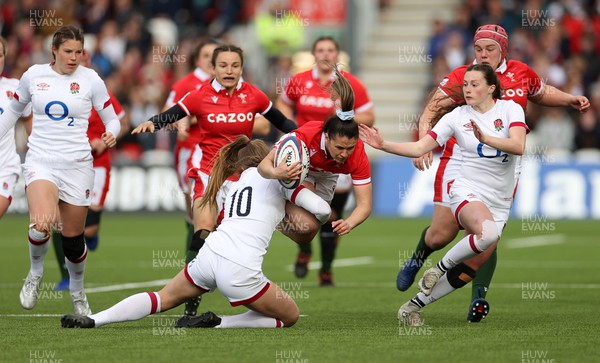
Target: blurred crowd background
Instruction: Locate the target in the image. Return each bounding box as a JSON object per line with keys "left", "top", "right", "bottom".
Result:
{"left": 1, "top": 0, "right": 599, "bottom": 166}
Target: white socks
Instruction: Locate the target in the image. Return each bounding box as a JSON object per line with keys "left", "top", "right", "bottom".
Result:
{"left": 217, "top": 310, "right": 283, "bottom": 328}
{"left": 91, "top": 292, "right": 161, "bottom": 327}
{"left": 66, "top": 245, "right": 88, "bottom": 294}
{"left": 28, "top": 227, "right": 50, "bottom": 276}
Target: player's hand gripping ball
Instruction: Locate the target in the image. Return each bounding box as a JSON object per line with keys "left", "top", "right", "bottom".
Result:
{"left": 274, "top": 135, "right": 310, "bottom": 189}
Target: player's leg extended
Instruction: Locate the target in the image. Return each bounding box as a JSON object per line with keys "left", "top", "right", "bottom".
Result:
{"left": 397, "top": 204, "right": 459, "bottom": 291}
{"left": 62, "top": 270, "right": 206, "bottom": 328}
{"left": 418, "top": 202, "right": 497, "bottom": 296}
{"left": 21, "top": 180, "right": 58, "bottom": 310}
{"left": 464, "top": 241, "right": 498, "bottom": 322}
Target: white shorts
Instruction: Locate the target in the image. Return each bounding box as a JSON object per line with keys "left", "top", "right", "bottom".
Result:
{"left": 185, "top": 246, "right": 271, "bottom": 306}
{"left": 22, "top": 163, "right": 95, "bottom": 207}
{"left": 449, "top": 181, "right": 509, "bottom": 236}
{"left": 304, "top": 170, "right": 338, "bottom": 203}
{"left": 0, "top": 170, "right": 18, "bottom": 202}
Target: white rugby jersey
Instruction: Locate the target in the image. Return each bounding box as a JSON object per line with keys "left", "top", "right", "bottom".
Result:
{"left": 0, "top": 77, "right": 31, "bottom": 174}
{"left": 15, "top": 64, "right": 112, "bottom": 168}
{"left": 206, "top": 168, "right": 307, "bottom": 271}
{"left": 429, "top": 99, "right": 527, "bottom": 208}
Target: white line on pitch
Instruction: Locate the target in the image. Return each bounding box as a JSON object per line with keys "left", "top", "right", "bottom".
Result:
{"left": 505, "top": 234, "right": 565, "bottom": 249}
{"left": 286, "top": 256, "right": 375, "bottom": 272}
{"left": 0, "top": 313, "right": 310, "bottom": 318}
{"left": 85, "top": 279, "right": 171, "bottom": 293}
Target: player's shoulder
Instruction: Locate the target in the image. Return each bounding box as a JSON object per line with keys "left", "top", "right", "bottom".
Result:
{"left": 23, "top": 63, "right": 52, "bottom": 77}
{"left": 446, "top": 65, "right": 469, "bottom": 78}
{"left": 0, "top": 77, "right": 20, "bottom": 88}
{"left": 496, "top": 99, "right": 522, "bottom": 112}
{"left": 291, "top": 69, "right": 312, "bottom": 80}
{"left": 506, "top": 59, "right": 532, "bottom": 72}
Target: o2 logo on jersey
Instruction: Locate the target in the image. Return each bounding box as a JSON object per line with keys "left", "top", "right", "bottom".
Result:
{"left": 477, "top": 142, "right": 508, "bottom": 163}
{"left": 0, "top": 107, "right": 4, "bottom": 115}
{"left": 45, "top": 101, "right": 75, "bottom": 126}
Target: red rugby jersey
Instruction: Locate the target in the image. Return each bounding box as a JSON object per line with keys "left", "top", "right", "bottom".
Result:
{"left": 165, "top": 68, "right": 212, "bottom": 148}
{"left": 87, "top": 92, "right": 124, "bottom": 167}
{"left": 281, "top": 68, "right": 373, "bottom": 127}
{"left": 178, "top": 79, "right": 272, "bottom": 174}
{"left": 292, "top": 121, "right": 371, "bottom": 186}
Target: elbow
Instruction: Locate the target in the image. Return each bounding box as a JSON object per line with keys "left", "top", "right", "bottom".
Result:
{"left": 514, "top": 143, "right": 526, "bottom": 156}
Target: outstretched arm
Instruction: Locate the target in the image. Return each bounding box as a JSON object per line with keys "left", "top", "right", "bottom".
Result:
{"left": 263, "top": 106, "right": 297, "bottom": 133}
{"left": 131, "top": 104, "right": 187, "bottom": 134}
{"left": 529, "top": 85, "right": 590, "bottom": 113}
{"left": 359, "top": 124, "right": 439, "bottom": 158}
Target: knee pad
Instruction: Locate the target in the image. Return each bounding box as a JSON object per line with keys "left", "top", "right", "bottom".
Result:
{"left": 447, "top": 263, "right": 476, "bottom": 289}
{"left": 85, "top": 209, "right": 102, "bottom": 227}
{"left": 190, "top": 229, "right": 211, "bottom": 252}
{"left": 62, "top": 233, "right": 86, "bottom": 261}
{"left": 475, "top": 219, "right": 499, "bottom": 251}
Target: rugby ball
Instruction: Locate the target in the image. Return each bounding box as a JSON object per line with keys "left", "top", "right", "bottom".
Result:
{"left": 274, "top": 134, "right": 310, "bottom": 189}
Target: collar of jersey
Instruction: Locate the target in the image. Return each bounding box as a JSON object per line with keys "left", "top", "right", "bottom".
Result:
{"left": 311, "top": 65, "right": 343, "bottom": 82}
{"left": 320, "top": 131, "right": 331, "bottom": 159}
{"left": 211, "top": 78, "right": 243, "bottom": 93}
{"left": 194, "top": 68, "right": 211, "bottom": 82}
{"left": 472, "top": 59, "right": 507, "bottom": 74}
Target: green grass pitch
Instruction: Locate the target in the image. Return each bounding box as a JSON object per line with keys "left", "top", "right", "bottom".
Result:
{"left": 1, "top": 214, "right": 598, "bottom": 362}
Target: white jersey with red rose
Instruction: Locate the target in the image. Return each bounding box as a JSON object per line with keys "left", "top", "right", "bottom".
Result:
{"left": 432, "top": 59, "right": 543, "bottom": 203}
{"left": 429, "top": 99, "right": 527, "bottom": 210}
{"left": 14, "top": 64, "right": 112, "bottom": 169}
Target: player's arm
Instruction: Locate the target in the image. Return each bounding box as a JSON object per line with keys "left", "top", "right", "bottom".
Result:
{"left": 117, "top": 113, "right": 130, "bottom": 140}
{"left": 359, "top": 124, "right": 439, "bottom": 157}
{"left": 0, "top": 98, "right": 26, "bottom": 139}
{"left": 413, "top": 89, "right": 453, "bottom": 170}
{"left": 332, "top": 183, "right": 371, "bottom": 236}
{"left": 285, "top": 185, "right": 331, "bottom": 224}
{"left": 262, "top": 106, "right": 297, "bottom": 133}
{"left": 257, "top": 148, "right": 302, "bottom": 180}
{"left": 131, "top": 104, "right": 187, "bottom": 134}
{"left": 529, "top": 84, "right": 590, "bottom": 113}
{"left": 470, "top": 120, "right": 526, "bottom": 156}
{"left": 275, "top": 95, "right": 295, "bottom": 120}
